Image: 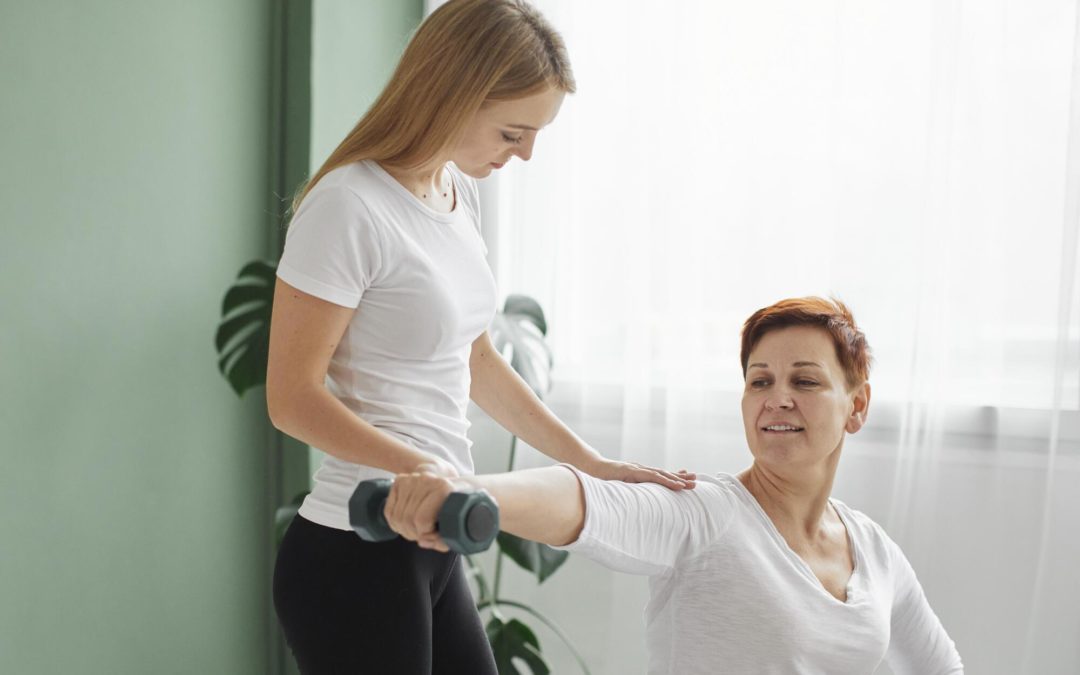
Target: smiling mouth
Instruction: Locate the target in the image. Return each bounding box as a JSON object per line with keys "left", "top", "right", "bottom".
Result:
{"left": 762, "top": 425, "right": 804, "bottom": 433}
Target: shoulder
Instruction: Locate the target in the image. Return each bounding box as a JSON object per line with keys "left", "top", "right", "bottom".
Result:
{"left": 284, "top": 164, "right": 395, "bottom": 267}
{"left": 697, "top": 473, "right": 750, "bottom": 505}
{"left": 831, "top": 499, "right": 908, "bottom": 568}
{"left": 292, "top": 164, "right": 370, "bottom": 220}
{"left": 289, "top": 162, "right": 405, "bottom": 245}
{"left": 565, "top": 466, "right": 743, "bottom": 519}
{"left": 832, "top": 500, "right": 889, "bottom": 541}
{"left": 298, "top": 162, "right": 388, "bottom": 215}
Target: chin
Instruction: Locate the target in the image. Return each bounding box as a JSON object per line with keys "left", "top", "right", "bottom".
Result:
{"left": 750, "top": 437, "right": 810, "bottom": 465}
{"left": 457, "top": 164, "right": 492, "bottom": 179}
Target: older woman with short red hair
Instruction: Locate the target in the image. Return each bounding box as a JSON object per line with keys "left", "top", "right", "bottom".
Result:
{"left": 385, "top": 297, "right": 964, "bottom": 674}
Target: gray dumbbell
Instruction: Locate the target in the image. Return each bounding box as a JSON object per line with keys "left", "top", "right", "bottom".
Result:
{"left": 348, "top": 478, "right": 499, "bottom": 554}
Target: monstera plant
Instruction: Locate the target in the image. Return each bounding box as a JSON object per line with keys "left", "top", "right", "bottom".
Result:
{"left": 212, "top": 259, "right": 304, "bottom": 545}
{"left": 215, "top": 259, "right": 276, "bottom": 396}
{"left": 214, "top": 260, "right": 590, "bottom": 675}
{"left": 469, "top": 294, "right": 591, "bottom": 675}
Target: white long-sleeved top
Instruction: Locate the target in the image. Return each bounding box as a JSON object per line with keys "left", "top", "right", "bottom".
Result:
{"left": 554, "top": 467, "right": 963, "bottom": 675}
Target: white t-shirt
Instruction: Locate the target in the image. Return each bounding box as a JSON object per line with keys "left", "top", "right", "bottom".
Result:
{"left": 277, "top": 160, "right": 497, "bottom": 531}
{"left": 555, "top": 466, "right": 964, "bottom": 675}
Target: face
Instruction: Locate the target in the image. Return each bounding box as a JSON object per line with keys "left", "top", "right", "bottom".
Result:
{"left": 741, "top": 326, "right": 870, "bottom": 470}
{"left": 451, "top": 86, "right": 566, "bottom": 178}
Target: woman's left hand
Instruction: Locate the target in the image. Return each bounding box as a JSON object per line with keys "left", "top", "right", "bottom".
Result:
{"left": 579, "top": 457, "right": 696, "bottom": 491}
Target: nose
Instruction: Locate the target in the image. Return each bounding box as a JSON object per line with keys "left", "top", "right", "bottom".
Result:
{"left": 515, "top": 135, "right": 536, "bottom": 162}
{"left": 764, "top": 390, "right": 794, "bottom": 411}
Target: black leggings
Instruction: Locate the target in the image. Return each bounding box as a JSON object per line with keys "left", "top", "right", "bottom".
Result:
{"left": 273, "top": 515, "right": 497, "bottom": 675}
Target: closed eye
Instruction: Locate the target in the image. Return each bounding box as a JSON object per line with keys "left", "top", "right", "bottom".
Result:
{"left": 795, "top": 379, "right": 819, "bottom": 387}
{"left": 502, "top": 132, "right": 523, "bottom": 144}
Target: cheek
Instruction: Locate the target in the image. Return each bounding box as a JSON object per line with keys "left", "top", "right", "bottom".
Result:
{"left": 474, "top": 142, "right": 504, "bottom": 162}
{"left": 457, "top": 133, "right": 496, "bottom": 159}
{"left": 808, "top": 400, "right": 849, "bottom": 439}
{"left": 740, "top": 395, "right": 756, "bottom": 422}
{"left": 741, "top": 395, "right": 767, "bottom": 437}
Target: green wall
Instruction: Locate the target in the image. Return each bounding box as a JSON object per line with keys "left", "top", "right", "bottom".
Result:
{"left": 0, "top": 2, "right": 274, "bottom": 672}
{"left": 305, "top": 0, "right": 425, "bottom": 475}
{"left": 0, "top": 1, "right": 424, "bottom": 673}
{"left": 310, "top": 1, "right": 423, "bottom": 174}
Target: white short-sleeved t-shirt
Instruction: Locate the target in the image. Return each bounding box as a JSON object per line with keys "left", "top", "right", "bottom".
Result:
{"left": 555, "top": 467, "right": 964, "bottom": 675}
{"left": 277, "top": 160, "right": 497, "bottom": 531}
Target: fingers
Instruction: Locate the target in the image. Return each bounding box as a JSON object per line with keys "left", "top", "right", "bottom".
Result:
{"left": 591, "top": 458, "right": 698, "bottom": 491}
{"left": 414, "top": 488, "right": 453, "bottom": 553}
{"left": 633, "top": 465, "right": 697, "bottom": 491}
{"left": 384, "top": 473, "right": 452, "bottom": 547}
{"left": 416, "top": 532, "right": 449, "bottom": 553}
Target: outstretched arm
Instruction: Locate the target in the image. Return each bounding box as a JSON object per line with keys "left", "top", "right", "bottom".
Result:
{"left": 385, "top": 465, "right": 586, "bottom": 550}
{"left": 385, "top": 465, "right": 722, "bottom": 577}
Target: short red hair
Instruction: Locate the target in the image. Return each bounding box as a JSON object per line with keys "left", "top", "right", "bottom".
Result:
{"left": 740, "top": 297, "right": 872, "bottom": 388}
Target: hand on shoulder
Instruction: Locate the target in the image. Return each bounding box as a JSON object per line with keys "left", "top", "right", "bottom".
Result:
{"left": 579, "top": 456, "right": 697, "bottom": 491}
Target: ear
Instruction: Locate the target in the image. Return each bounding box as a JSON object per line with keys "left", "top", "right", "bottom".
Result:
{"left": 845, "top": 382, "right": 871, "bottom": 434}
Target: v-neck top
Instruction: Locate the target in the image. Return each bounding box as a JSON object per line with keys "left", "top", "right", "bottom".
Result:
{"left": 554, "top": 467, "right": 964, "bottom": 675}
{"left": 730, "top": 476, "right": 860, "bottom": 606}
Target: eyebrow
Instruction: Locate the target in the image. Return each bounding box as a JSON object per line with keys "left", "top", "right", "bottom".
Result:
{"left": 747, "top": 361, "right": 824, "bottom": 369}
{"left": 506, "top": 124, "right": 538, "bottom": 131}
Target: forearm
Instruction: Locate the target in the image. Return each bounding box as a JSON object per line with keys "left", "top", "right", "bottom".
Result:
{"left": 470, "top": 336, "right": 602, "bottom": 468}
{"left": 456, "top": 466, "right": 585, "bottom": 546}
{"left": 267, "top": 384, "right": 435, "bottom": 474}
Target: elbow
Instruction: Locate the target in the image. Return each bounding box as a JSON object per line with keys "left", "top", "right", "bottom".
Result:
{"left": 265, "top": 377, "right": 298, "bottom": 433}
{"left": 551, "top": 472, "right": 587, "bottom": 546}
{"left": 265, "top": 389, "right": 288, "bottom": 432}
{"left": 551, "top": 517, "right": 584, "bottom": 547}
{"left": 494, "top": 467, "right": 586, "bottom": 547}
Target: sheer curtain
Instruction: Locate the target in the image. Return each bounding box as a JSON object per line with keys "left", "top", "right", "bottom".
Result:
{"left": 481, "top": 1, "right": 1080, "bottom": 672}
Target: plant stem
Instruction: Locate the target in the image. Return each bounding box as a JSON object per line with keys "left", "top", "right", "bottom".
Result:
{"left": 493, "top": 545, "right": 503, "bottom": 603}
{"left": 506, "top": 434, "right": 519, "bottom": 472}
{"left": 463, "top": 555, "right": 490, "bottom": 604}
{"left": 476, "top": 599, "right": 592, "bottom": 675}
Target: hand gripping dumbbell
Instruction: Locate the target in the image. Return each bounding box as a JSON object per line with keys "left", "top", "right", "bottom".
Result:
{"left": 348, "top": 478, "right": 500, "bottom": 554}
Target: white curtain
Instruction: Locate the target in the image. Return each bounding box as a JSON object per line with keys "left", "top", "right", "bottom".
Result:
{"left": 483, "top": 1, "right": 1080, "bottom": 673}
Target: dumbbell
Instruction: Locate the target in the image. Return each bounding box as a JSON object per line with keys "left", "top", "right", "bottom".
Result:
{"left": 348, "top": 478, "right": 500, "bottom": 555}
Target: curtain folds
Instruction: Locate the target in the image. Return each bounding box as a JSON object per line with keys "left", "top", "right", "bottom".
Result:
{"left": 482, "top": 1, "right": 1080, "bottom": 672}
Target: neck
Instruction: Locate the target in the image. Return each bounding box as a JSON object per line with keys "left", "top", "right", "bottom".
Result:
{"left": 738, "top": 447, "right": 842, "bottom": 538}
{"left": 382, "top": 160, "right": 449, "bottom": 192}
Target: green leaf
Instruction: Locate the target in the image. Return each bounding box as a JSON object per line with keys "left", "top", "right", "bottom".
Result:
{"left": 502, "top": 294, "right": 547, "bottom": 335}
{"left": 477, "top": 601, "right": 592, "bottom": 675}
{"left": 496, "top": 532, "right": 569, "bottom": 584}
{"left": 486, "top": 617, "right": 550, "bottom": 675}
{"left": 214, "top": 259, "right": 277, "bottom": 397}
{"left": 221, "top": 283, "right": 272, "bottom": 317}
{"left": 236, "top": 259, "right": 278, "bottom": 283}
{"left": 489, "top": 313, "right": 553, "bottom": 398}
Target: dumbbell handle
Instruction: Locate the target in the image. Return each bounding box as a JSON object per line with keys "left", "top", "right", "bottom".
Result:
{"left": 348, "top": 478, "right": 499, "bottom": 554}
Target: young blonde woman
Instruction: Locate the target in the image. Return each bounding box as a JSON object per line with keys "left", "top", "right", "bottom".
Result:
{"left": 266, "top": 1, "right": 693, "bottom": 671}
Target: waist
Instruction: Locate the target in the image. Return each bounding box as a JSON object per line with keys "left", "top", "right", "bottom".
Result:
{"left": 301, "top": 425, "right": 476, "bottom": 532}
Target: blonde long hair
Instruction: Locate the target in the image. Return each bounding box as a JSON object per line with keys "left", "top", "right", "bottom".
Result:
{"left": 293, "top": 0, "right": 575, "bottom": 212}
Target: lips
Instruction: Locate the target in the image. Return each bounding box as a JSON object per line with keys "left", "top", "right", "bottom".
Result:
{"left": 761, "top": 424, "right": 805, "bottom": 432}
